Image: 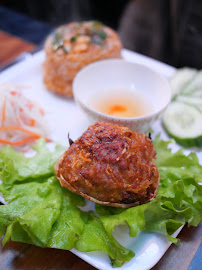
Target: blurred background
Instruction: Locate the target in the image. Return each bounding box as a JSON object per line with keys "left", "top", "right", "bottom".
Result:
{"left": 1, "top": 0, "right": 202, "bottom": 68}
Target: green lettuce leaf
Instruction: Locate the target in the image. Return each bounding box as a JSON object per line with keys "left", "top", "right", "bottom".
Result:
{"left": 0, "top": 139, "right": 134, "bottom": 267}
{"left": 0, "top": 138, "right": 65, "bottom": 186}
{"left": 0, "top": 136, "right": 202, "bottom": 267}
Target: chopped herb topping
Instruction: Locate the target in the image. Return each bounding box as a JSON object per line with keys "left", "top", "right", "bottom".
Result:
{"left": 70, "top": 21, "right": 107, "bottom": 47}
{"left": 70, "top": 33, "right": 83, "bottom": 43}
{"left": 96, "top": 29, "right": 107, "bottom": 40}
{"left": 70, "top": 35, "right": 77, "bottom": 43}
{"left": 52, "top": 30, "right": 68, "bottom": 54}
{"left": 92, "top": 21, "right": 103, "bottom": 28}
{"left": 91, "top": 21, "right": 107, "bottom": 45}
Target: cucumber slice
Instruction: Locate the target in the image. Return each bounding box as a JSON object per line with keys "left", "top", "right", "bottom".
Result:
{"left": 191, "top": 88, "right": 202, "bottom": 97}
{"left": 176, "top": 96, "right": 202, "bottom": 112}
{"left": 170, "top": 68, "right": 197, "bottom": 98}
{"left": 182, "top": 70, "right": 202, "bottom": 95}
{"left": 162, "top": 102, "right": 202, "bottom": 147}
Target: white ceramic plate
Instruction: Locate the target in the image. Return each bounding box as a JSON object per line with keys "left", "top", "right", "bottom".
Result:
{"left": 0, "top": 49, "right": 201, "bottom": 270}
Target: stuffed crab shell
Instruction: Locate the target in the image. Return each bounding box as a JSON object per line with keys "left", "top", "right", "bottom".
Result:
{"left": 55, "top": 122, "right": 160, "bottom": 208}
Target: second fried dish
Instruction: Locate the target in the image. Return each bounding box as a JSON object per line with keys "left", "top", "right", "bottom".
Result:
{"left": 43, "top": 21, "right": 122, "bottom": 97}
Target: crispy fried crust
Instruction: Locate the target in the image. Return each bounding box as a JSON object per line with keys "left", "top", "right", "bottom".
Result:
{"left": 55, "top": 122, "right": 160, "bottom": 208}
{"left": 43, "top": 22, "right": 122, "bottom": 97}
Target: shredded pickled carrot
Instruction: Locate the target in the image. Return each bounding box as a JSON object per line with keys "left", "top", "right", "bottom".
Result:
{"left": 21, "top": 146, "right": 32, "bottom": 152}
{"left": 0, "top": 126, "right": 51, "bottom": 142}
{"left": 0, "top": 85, "right": 50, "bottom": 148}
{"left": 2, "top": 98, "right": 6, "bottom": 122}
{"left": 0, "top": 137, "right": 51, "bottom": 146}
{"left": 27, "top": 103, "right": 34, "bottom": 110}
{"left": 0, "top": 126, "right": 40, "bottom": 138}
{"left": 0, "top": 137, "right": 36, "bottom": 146}
{"left": 30, "top": 119, "right": 35, "bottom": 127}
{"left": 39, "top": 108, "right": 44, "bottom": 115}
{"left": 10, "top": 91, "right": 20, "bottom": 96}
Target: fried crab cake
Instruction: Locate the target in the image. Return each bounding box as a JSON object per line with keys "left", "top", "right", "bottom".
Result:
{"left": 55, "top": 122, "right": 160, "bottom": 208}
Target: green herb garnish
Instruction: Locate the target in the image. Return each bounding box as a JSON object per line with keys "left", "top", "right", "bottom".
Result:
{"left": 90, "top": 21, "right": 107, "bottom": 45}
{"left": 52, "top": 30, "right": 68, "bottom": 54}
{"left": 70, "top": 35, "right": 77, "bottom": 43}
{"left": 70, "top": 21, "right": 107, "bottom": 47}
{"left": 92, "top": 21, "right": 103, "bottom": 29}
{"left": 97, "top": 29, "right": 107, "bottom": 40}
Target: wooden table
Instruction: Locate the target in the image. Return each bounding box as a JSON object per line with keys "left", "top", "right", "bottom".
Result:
{"left": 0, "top": 31, "right": 35, "bottom": 67}
{"left": 0, "top": 31, "right": 201, "bottom": 270}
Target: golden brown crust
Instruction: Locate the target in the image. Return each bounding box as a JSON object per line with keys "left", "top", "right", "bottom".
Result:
{"left": 43, "top": 21, "right": 122, "bottom": 97}
{"left": 55, "top": 122, "right": 160, "bottom": 208}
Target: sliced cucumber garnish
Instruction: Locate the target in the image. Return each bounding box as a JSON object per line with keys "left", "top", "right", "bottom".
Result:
{"left": 191, "top": 88, "right": 202, "bottom": 97}
{"left": 170, "top": 68, "right": 197, "bottom": 98}
{"left": 182, "top": 70, "right": 202, "bottom": 95}
{"left": 176, "top": 96, "right": 202, "bottom": 112}
{"left": 162, "top": 102, "right": 202, "bottom": 147}
{"left": 164, "top": 67, "right": 202, "bottom": 147}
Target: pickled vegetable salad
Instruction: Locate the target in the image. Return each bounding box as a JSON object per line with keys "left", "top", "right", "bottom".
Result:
{"left": 0, "top": 138, "right": 202, "bottom": 267}
{"left": 0, "top": 84, "right": 50, "bottom": 149}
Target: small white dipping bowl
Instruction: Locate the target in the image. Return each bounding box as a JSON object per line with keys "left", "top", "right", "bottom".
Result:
{"left": 73, "top": 59, "right": 171, "bottom": 132}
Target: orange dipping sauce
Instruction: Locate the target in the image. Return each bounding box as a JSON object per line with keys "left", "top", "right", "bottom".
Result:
{"left": 88, "top": 88, "right": 152, "bottom": 118}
